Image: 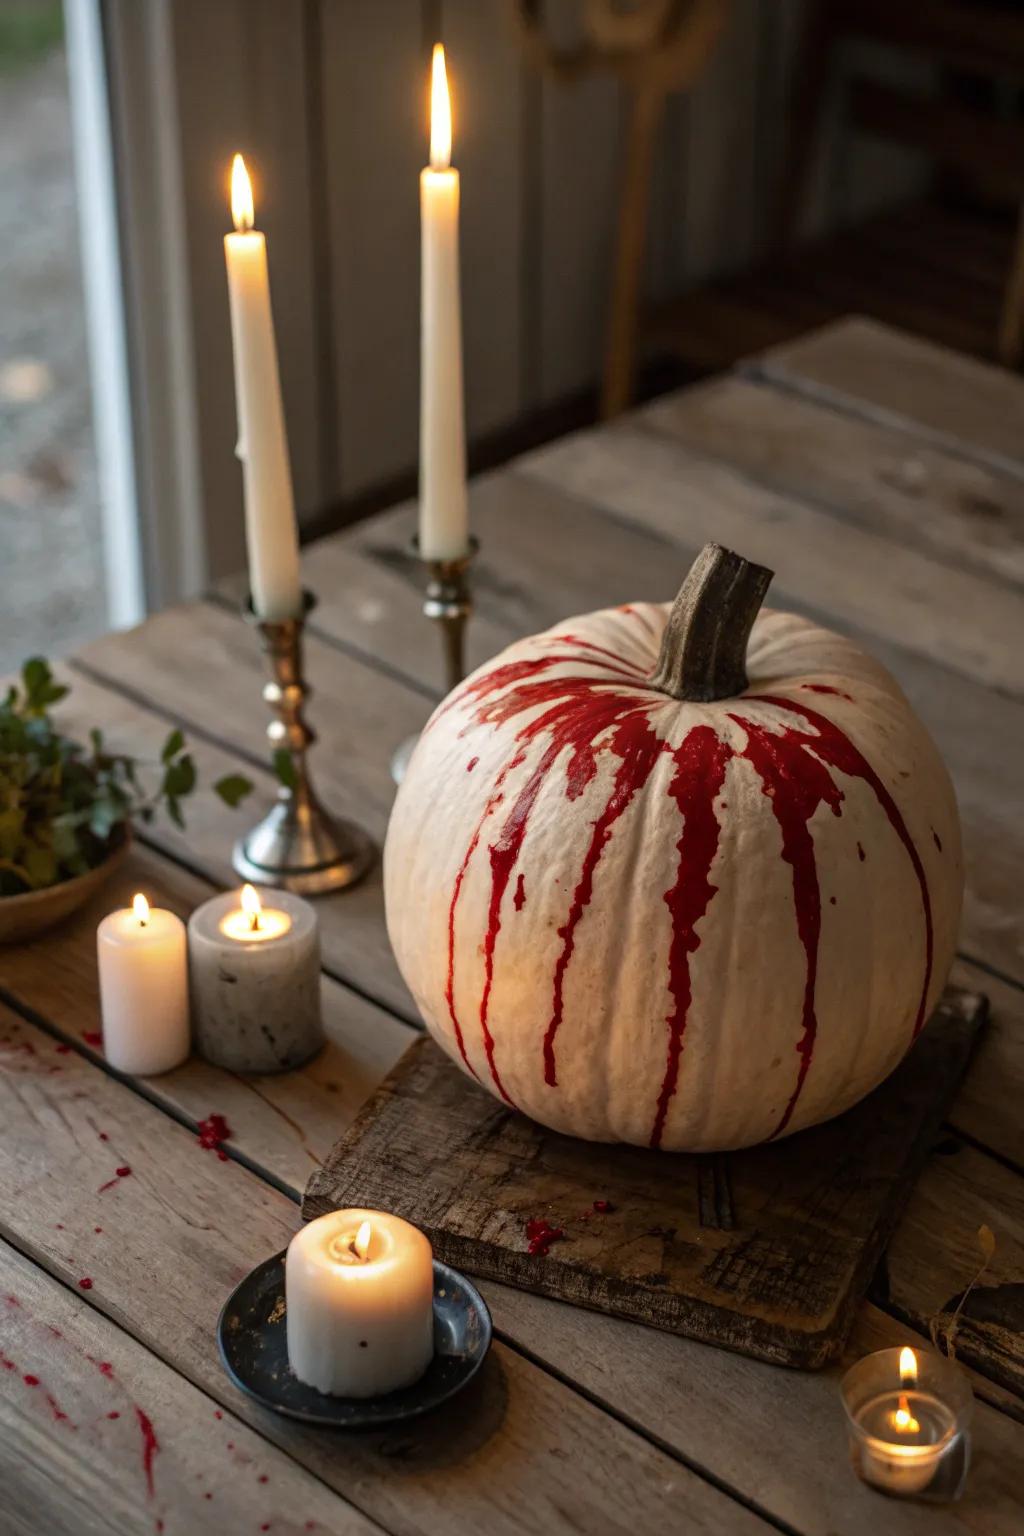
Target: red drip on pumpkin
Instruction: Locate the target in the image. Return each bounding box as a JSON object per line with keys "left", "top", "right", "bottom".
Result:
{"left": 513, "top": 874, "right": 526, "bottom": 911}
{"left": 543, "top": 709, "right": 664, "bottom": 1087}
{"left": 750, "top": 696, "right": 933, "bottom": 1041}
{"left": 650, "top": 726, "right": 732, "bottom": 1148}
{"left": 729, "top": 710, "right": 843, "bottom": 1138}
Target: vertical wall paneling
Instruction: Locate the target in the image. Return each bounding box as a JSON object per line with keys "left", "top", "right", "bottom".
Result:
{"left": 537, "top": 1, "right": 621, "bottom": 403}
{"left": 168, "top": 0, "right": 322, "bottom": 582}
{"left": 320, "top": 0, "right": 424, "bottom": 500}
{"left": 683, "top": 0, "right": 763, "bottom": 283}
{"left": 440, "top": 1, "right": 527, "bottom": 439}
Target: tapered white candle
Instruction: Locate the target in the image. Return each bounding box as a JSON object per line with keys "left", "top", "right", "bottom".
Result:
{"left": 224, "top": 154, "right": 302, "bottom": 621}
{"left": 419, "top": 45, "right": 469, "bottom": 561}
{"left": 97, "top": 894, "right": 190, "bottom": 1075}
{"left": 287, "top": 1210, "right": 434, "bottom": 1397}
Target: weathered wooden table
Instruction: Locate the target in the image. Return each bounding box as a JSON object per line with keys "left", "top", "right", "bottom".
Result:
{"left": 2, "top": 318, "right": 1023, "bottom": 1535}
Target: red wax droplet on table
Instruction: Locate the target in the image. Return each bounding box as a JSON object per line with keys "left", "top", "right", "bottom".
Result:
{"left": 258, "top": 1475, "right": 269, "bottom": 1484}
{"left": 107, "top": 1411, "right": 120, "bottom": 1420}
{"left": 593, "top": 1199, "right": 612, "bottom": 1213}
{"left": 98, "top": 1131, "right": 109, "bottom": 1141}
{"left": 78, "top": 1278, "right": 93, "bottom": 1290}
{"left": 82, "top": 1032, "right": 102, "bottom": 1048}
{"left": 23, "top": 1374, "right": 39, "bottom": 1386}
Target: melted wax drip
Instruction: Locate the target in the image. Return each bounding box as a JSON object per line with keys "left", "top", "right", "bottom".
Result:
{"left": 441, "top": 639, "right": 933, "bottom": 1147}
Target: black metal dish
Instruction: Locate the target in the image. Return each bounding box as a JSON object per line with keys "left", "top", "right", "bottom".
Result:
{"left": 217, "top": 1250, "right": 492, "bottom": 1426}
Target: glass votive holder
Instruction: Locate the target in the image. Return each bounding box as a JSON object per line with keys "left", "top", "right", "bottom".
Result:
{"left": 840, "top": 1346, "right": 973, "bottom": 1502}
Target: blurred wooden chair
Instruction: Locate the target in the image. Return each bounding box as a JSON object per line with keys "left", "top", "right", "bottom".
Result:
{"left": 644, "top": 0, "right": 1024, "bottom": 385}
{"left": 512, "top": 0, "right": 729, "bottom": 418}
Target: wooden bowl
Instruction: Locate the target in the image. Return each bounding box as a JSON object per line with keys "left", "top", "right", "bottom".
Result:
{"left": 0, "top": 833, "right": 131, "bottom": 945}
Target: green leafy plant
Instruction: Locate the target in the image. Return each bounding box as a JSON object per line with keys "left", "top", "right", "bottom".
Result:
{"left": 0, "top": 658, "right": 254, "bottom": 895}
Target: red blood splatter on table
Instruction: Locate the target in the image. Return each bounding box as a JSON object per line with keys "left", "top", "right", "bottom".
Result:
{"left": 214, "top": 1409, "right": 223, "bottom": 1420}
{"left": 78, "top": 1278, "right": 93, "bottom": 1290}
{"left": 98, "top": 1131, "right": 109, "bottom": 1141}
{"left": 55, "top": 1223, "right": 64, "bottom": 1230}
{"left": 197, "top": 1114, "right": 232, "bottom": 1159}
{"left": 135, "top": 1406, "right": 160, "bottom": 1498}
{"left": 107, "top": 1410, "right": 120, "bottom": 1420}
{"left": 258, "top": 1475, "right": 269, "bottom": 1484}
{"left": 441, "top": 650, "right": 933, "bottom": 1149}
{"left": 592, "top": 1199, "right": 612, "bottom": 1213}
{"left": 82, "top": 1032, "right": 102, "bottom": 1048}
{"left": 23, "top": 1373, "right": 39, "bottom": 1386}
{"left": 55, "top": 1044, "right": 71, "bottom": 1054}
{"left": 96, "top": 1361, "right": 115, "bottom": 1379}
{"left": 94, "top": 1227, "right": 103, "bottom": 1234}
{"left": 525, "top": 1217, "right": 565, "bottom": 1257}
{"left": 98, "top": 1166, "right": 132, "bottom": 1193}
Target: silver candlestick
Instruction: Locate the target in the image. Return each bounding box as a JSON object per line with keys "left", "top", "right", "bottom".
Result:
{"left": 391, "top": 536, "right": 478, "bottom": 784}
{"left": 233, "top": 590, "right": 374, "bottom": 894}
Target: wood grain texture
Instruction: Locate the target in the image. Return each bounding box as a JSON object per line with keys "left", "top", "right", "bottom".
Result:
{"left": 0, "top": 1002, "right": 771, "bottom": 1536}
{"left": 0, "top": 1240, "right": 370, "bottom": 1536}
{"left": 44, "top": 666, "right": 411, "bottom": 1026}
{"left": 757, "top": 317, "right": 1024, "bottom": 474}
{"left": 3, "top": 867, "right": 1021, "bottom": 1534}
{"left": 517, "top": 419, "right": 1024, "bottom": 699}
{"left": 644, "top": 373, "right": 1024, "bottom": 587}
{"left": 304, "top": 989, "right": 984, "bottom": 1369}
{"left": 0, "top": 841, "right": 413, "bottom": 1190}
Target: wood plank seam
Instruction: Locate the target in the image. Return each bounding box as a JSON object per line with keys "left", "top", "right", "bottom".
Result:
{"left": 632, "top": 409, "right": 1024, "bottom": 602}
{"left": 206, "top": 589, "right": 445, "bottom": 705}
{"left": 0, "top": 1005, "right": 783, "bottom": 1536}
{"left": 0, "top": 1228, "right": 395, "bottom": 1536}
{"left": 3, "top": 950, "right": 1020, "bottom": 1418}
{"left": 743, "top": 358, "right": 1024, "bottom": 485}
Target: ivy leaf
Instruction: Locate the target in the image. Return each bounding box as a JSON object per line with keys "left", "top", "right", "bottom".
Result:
{"left": 21, "top": 657, "right": 68, "bottom": 713}
{"left": 161, "top": 728, "right": 185, "bottom": 763}
{"left": 162, "top": 754, "right": 196, "bottom": 800}
{"left": 272, "top": 748, "right": 297, "bottom": 790}
{"left": 213, "top": 773, "right": 254, "bottom": 809}
{"left": 89, "top": 796, "right": 122, "bottom": 842}
{"left": 165, "top": 795, "right": 185, "bottom": 830}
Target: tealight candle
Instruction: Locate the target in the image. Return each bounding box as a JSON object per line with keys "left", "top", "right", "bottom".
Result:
{"left": 187, "top": 885, "right": 323, "bottom": 1072}
{"left": 841, "top": 1346, "right": 973, "bottom": 1501}
{"left": 96, "top": 894, "right": 190, "bottom": 1075}
{"left": 286, "top": 1209, "right": 434, "bottom": 1398}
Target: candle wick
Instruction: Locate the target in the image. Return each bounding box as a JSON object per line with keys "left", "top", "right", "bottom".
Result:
{"left": 249, "top": 910, "right": 260, "bottom": 933}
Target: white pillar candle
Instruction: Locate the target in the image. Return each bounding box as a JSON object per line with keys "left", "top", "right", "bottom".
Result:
{"left": 96, "top": 894, "right": 190, "bottom": 1075}
{"left": 419, "top": 45, "right": 469, "bottom": 562}
{"left": 187, "top": 884, "right": 322, "bottom": 1072}
{"left": 224, "top": 154, "right": 303, "bottom": 622}
{"left": 287, "top": 1209, "right": 434, "bottom": 1398}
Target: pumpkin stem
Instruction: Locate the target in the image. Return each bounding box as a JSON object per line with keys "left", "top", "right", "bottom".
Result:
{"left": 648, "top": 543, "right": 774, "bottom": 702}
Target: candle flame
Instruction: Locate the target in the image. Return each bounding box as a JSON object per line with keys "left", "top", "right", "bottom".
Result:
{"left": 133, "top": 893, "right": 150, "bottom": 927}
{"left": 354, "top": 1220, "right": 372, "bottom": 1261}
{"left": 891, "top": 1348, "right": 921, "bottom": 1435}
{"left": 231, "top": 153, "right": 254, "bottom": 232}
{"left": 241, "top": 882, "right": 262, "bottom": 932}
{"left": 900, "top": 1347, "right": 918, "bottom": 1388}
{"left": 429, "top": 44, "right": 451, "bottom": 170}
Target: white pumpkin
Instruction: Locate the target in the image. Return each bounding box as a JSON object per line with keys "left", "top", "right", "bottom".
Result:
{"left": 384, "top": 545, "right": 962, "bottom": 1151}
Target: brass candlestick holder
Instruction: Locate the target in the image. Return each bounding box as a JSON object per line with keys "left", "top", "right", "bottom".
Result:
{"left": 391, "top": 536, "right": 478, "bottom": 784}
{"left": 233, "top": 590, "right": 374, "bottom": 895}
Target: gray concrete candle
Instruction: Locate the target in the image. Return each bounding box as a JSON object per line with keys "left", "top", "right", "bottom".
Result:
{"left": 187, "top": 884, "right": 323, "bottom": 1072}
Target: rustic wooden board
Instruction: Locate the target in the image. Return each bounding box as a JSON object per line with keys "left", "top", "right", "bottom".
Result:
{"left": 305, "top": 986, "right": 985, "bottom": 1369}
